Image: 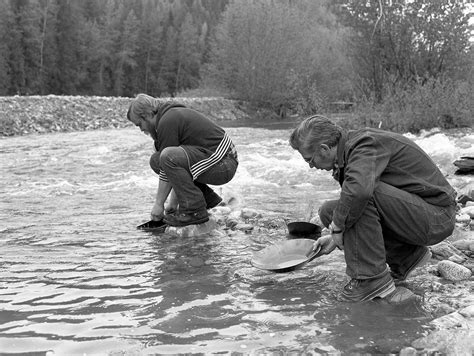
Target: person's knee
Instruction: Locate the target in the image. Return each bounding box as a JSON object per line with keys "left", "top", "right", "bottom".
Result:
{"left": 149, "top": 151, "right": 161, "bottom": 174}
{"left": 149, "top": 147, "right": 182, "bottom": 174}
{"left": 160, "top": 146, "right": 188, "bottom": 171}
{"left": 318, "top": 200, "right": 338, "bottom": 228}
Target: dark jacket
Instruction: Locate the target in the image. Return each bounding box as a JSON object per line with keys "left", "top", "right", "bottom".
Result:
{"left": 153, "top": 104, "right": 236, "bottom": 181}
{"left": 332, "top": 128, "right": 456, "bottom": 230}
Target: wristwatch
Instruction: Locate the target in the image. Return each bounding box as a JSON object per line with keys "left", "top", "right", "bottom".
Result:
{"left": 330, "top": 222, "right": 343, "bottom": 234}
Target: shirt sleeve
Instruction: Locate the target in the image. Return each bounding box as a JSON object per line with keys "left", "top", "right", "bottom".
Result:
{"left": 155, "top": 111, "right": 182, "bottom": 182}
{"left": 332, "top": 134, "right": 391, "bottom": 230}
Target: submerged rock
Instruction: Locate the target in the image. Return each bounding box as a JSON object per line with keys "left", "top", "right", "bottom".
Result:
{"left": 165, "top": 217, "right": 219, "bottom": 237}
{"left": 438, "top": 260, "right": 472, "bottom": 281}
{"left": 430, "top": 311, "right": 470, "bottom": 330}
{"left": 412, "top": 329, "right": 474, "bottom": 355}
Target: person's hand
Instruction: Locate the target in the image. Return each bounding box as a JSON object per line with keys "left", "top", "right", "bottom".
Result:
{"left": 151, "top": 202, "right": 165, "bottom": 221}
{"left": 313, "top": 235, "right": 337, "bottom": 256}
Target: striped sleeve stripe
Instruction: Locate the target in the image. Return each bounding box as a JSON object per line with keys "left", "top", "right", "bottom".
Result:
{"left": 159, "top": 170, "right": 169, "bottom": 182}
{"left": 190, "top": 132, "right": 232, "bottom": 180}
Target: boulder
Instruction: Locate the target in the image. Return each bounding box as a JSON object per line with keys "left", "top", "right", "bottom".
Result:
{"left": 438, "top": 260, "right": 472, "bottom": 281}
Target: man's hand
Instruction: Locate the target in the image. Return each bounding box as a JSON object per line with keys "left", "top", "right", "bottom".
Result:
{"left": 313, "top": 235, "right": 337, "bottom": 256}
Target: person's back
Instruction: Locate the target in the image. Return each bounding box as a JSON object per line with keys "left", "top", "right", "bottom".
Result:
{"left": 343, "top": 128, "right": 456, "bottom": 207}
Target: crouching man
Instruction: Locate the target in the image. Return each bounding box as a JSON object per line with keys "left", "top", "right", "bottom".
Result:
{"left": 289, "top": 116, "right": 456, "bottom": 302}
{"left": 127, "top": 94, "right": 238, "bottom": 227}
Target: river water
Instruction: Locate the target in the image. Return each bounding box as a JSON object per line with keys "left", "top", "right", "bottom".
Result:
{"left": 1, "top": 126, "right": 471, "bottom": 355}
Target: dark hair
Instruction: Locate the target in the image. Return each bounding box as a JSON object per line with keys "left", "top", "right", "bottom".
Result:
{"left": 289, "top": 115, "right": 342, "bottom": 152}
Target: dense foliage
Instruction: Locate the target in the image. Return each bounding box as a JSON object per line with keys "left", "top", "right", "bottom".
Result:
{"left": 0, "top": 0, "right": 472, "bottom": 132}
{"left": 0, "top": 0, "right": 228, "bottom": 97}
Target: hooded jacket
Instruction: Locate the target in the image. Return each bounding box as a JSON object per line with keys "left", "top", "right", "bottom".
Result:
{"left": 153, "top": 103, "right": 236, "bottom": 181}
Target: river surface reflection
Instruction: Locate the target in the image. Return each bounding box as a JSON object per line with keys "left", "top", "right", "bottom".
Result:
{"left": 1, "top": 127, "right": 437, "bottom": 354}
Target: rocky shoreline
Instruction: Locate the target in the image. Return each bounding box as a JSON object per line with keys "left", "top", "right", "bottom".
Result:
{"left": 0, "top": 95, "right": 253, "bottom": 136}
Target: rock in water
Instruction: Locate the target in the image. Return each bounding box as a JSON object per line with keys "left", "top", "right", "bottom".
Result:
{"left": 438, "top": 260, "right": 472, "bottom": 281}
{"left": 166, "top": 218, "right": 219, "bottom": 237}
{"left": 453, "top": 156, "right": 474, "bottom": 175}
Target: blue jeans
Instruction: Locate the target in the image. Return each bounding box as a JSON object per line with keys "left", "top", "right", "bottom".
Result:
{"left": 318, "top": 182, "right": 456, "bottom": 279}
{"left": 150, "top": 146, "right": 238, "bottom": 213}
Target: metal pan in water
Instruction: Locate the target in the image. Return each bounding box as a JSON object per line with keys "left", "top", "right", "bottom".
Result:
{"left": 251, "top": 238, "right": 322, "bottom": 273}
{"left": 137, "top": 219, "right": 168, "bottom": 232}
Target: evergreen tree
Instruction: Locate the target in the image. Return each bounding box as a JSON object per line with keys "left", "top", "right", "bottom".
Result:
{"left": 0, "top": 0, "right": 12, "bottom": 94}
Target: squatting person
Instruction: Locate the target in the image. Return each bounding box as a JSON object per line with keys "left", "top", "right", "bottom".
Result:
{"left": 127, "top": 94, "right": 238, "bottom": 227}
{"left": 289, "top": 116, "right": 456, "bottom": 302}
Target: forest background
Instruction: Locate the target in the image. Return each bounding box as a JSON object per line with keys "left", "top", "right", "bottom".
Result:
{"left": 0, "top": 0, "right": 472, "bottom": 133}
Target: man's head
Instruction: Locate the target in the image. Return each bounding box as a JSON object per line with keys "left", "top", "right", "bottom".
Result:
{"left": 127, "top": 94, "right": 158, "bottom": 139}
{"left": 289, "top": 115, "right": 342, "bottom": 171}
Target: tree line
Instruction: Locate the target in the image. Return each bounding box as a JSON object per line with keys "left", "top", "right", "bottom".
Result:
{"left": 0, "top": 0, "right": 228, "bottom": 97}
{"left": 0, "top": 0, "right": 472, "bottom": 122}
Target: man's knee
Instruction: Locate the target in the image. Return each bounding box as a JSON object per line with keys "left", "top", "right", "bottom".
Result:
{"left": 149, "top": 151, "right": 161, "bottom": 174}
{"left": 149, "top": 147, "right": 183, "bottom": 174}
{"left": 318, "top": 200, "right": 338, "bottom": 228}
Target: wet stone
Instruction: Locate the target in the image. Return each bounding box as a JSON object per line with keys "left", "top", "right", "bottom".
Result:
{"left": 241, "top": 208, "right": 261, "bottom": 219}
{"left": 459, "top": 304, "right": 474, "bottom": 318}
{"left": 452, "top": 239, "right": 474, "bottom": 252}
{"left": 460, "top": 205, "right": 474, "bottom": 218}
{"left": 399, "top": 347, "right": 417, "bottom": 356}
{"left": 431, "top": 242, "right": 464, "bottom": 260}
{"left": 448, "top": 254, "right": 468, "bottom": 264}
{"left": 235, "top": 223, "right": 254, "bottom": 232}
{"left": 438, "top": 260, "right": 472, "bottom": 281}
{"left": 456, "top": 213, "right": 472, "bottom": 224}
{"left": 166, "top": 218, "right": 219, "bottom": 238}
{"left": 430, "top": 311, "right": 468, "bottom": 330}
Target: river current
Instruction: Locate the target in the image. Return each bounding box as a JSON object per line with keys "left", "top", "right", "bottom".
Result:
{"left": 1, "top": 126, "right": 471, "bottom": 355}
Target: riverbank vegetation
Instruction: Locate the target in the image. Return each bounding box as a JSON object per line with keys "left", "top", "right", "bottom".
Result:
{"left": 0, "top": 0, "right": 472, "bottom": 134}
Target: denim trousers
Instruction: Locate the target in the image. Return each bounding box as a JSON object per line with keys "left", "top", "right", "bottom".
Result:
{"left": 150, "top": 146, "right": 238, "bottom": 213}
{"left": 318, "top": 181, "right": 456, "bottom": 279}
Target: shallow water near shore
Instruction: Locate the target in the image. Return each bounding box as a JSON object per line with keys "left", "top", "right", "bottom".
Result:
{"left": 0, "top": 126, "right": 471, "bottom": 354}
